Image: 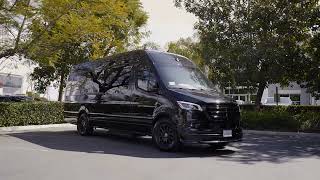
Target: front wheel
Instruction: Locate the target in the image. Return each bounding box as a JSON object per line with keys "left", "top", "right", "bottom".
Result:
{"left": 77, "top": 113, "right": 94, "bottom": 136}
{"left": 152, "top": 119, "right": 180, "bottom": 152}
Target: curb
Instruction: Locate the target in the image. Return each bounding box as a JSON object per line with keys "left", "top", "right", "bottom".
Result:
{"left": 1, "top": 124, "right": 320, "bottom": 137}
{"left": 244, "top": 130, "right": 320, "bottom": 138}
{"left": 0, "top": 123, "right": 75, "bottom": 133}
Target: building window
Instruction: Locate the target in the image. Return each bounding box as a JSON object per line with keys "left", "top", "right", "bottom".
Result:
{"left": 224, "top": 87, "right": 257, "bottom": 104}
{"left": 0, "top": 74, "right": 23, "bottom": 95}
{"left": 280, "top": 94, "right": 301, "bottom": 105}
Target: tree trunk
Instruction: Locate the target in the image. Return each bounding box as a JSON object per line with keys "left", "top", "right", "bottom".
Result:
{"left": 255, "top": 81, "right": 267, "bottom": 110}
{"left": 58, "top": 71, "right": 65, "bottom": 102}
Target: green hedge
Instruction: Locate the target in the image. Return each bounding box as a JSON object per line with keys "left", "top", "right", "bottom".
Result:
{"left": 241, "top": 105, "right": 320, "bottom": 132}
{"left": 0, "top": 102, "right": 64, "bottom": 127}
{"left": 1, "top": 102, "right": 320, "bottom": 133}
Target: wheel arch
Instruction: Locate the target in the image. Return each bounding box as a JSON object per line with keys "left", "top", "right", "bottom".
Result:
{"left": 153, "top": 112, "right": 172, "bottom": 127}
{"left": 78, "top": 105, "right": 89, "bottom": 118}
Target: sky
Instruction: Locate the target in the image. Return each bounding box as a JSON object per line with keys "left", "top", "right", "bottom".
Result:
{"left": 140, "top": 0, "right": 197, "bottom": 49}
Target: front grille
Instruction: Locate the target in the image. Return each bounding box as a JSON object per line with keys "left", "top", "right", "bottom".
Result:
{"left": 205, "top": 103, "right": 240, "bottom": 129}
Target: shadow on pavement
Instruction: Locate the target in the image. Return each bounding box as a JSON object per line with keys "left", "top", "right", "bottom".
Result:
{"left": 222, "top": 133, "right": 320, "bottom": 164}
{"left": 8, "top": 129, "right": 320, "bottom": 163}
{"left": 8, "top": 129, "right": 234, "bottom": 158}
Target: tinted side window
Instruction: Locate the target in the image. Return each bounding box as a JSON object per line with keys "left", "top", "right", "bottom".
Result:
{"left": 137, "top": 69, "right": 150, "bottom": 91}
{"left": 66, "top": 51, "right": 146, "bottom": 102}
{"left": 108, "top": 65, "right": 133, "bottom": 90}
{"left": 65, "top": 63, "right": 97, "bottom": 102}
{"left": 137, "top": 67, "right": 156, "bottom": 92}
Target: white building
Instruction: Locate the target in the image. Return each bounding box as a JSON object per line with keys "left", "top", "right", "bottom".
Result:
{"left": 0, "top": 56, "right": 35, "bottom": 95}
{"left": 224, "top": 82, "right": 320, "bottom": 105}
{"left": 0, "top": 56, "right": 59, "bottom": 101}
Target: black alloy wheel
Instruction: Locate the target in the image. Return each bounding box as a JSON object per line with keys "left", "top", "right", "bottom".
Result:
{"left": 152, "top": 119, "right": 180, "bottom": 151}
{"left": 77, "top": 113, "right": 94, "bottom": 136}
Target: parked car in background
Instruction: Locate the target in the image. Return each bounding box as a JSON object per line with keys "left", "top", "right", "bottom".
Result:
{"left": 235, "top": 100, "right": 245, "bottom": 105}
{"left": 263, "top": 97, "right": 293, "bottom": 106}
{"left": 64, "top": 50, "right": 242, "bottom": 151}
{"left": 0, "top": 95, "right": 32, "bottom": 102}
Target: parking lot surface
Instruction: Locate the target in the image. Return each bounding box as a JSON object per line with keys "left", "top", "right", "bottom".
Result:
{"left": 0, "top": 126, "right": 319, "bottom": 180}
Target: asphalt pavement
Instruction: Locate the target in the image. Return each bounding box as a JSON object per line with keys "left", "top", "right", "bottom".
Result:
{"left": 0, "top": 126, "right": 319, "bottom": 180}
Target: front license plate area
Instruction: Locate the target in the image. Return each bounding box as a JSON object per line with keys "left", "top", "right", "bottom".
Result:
{"left": 223, "top": 130, "right": 232, "bottom": 137}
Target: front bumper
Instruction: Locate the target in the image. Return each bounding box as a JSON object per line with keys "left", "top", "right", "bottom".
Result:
{"left": 180, "top": 127, "right": 243, "bottom": 144}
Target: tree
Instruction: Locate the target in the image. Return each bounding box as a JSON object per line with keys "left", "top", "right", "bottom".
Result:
{"left": 0, "top": 0, "right": 36, "bottom": 59}
{"left": 175, "top": 0, "right": 319, "bottom": 108}
{"left": 299, "top": 25, "right": 320, "bottom": 98}
{"left": 30, "top": 43, "right": 89, "bottom": 100}
{"left": 28, "top": 0, "right": 148, "bottom": 101}
{"left": 0, "top": 0, "right": 84, "bottom": 59}
{"left": 167, "top": 37, "right": 205, "bottom": 69}
{"left": 140, "top": 41, "right": 161, "bottom": 50}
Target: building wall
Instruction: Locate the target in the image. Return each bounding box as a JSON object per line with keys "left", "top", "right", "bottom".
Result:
{"left": 0, "top": 56, "right": 35, "bottom": 95}
{"left": 223, "top": 82, "right": 318, "bottom": 105}
{"left": 0, "top": 73, "right": 23, "bottom": 95}
{"left": 0, "top": 56, "right": 59, "bottom": 101}
{"left": 267, "top": 83, "right": 312, "bottom": 105}
{"left": 223, "top": 86, "right": 268, "bottom": 104}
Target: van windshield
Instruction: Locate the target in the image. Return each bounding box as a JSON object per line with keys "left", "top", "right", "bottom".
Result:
{"left": 157, "top": 66, "right": 216, "bottom": 91}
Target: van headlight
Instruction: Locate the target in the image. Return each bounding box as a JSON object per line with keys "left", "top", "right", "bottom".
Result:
{"left": 177, "top": 101, "right": 203, "bottom": 111}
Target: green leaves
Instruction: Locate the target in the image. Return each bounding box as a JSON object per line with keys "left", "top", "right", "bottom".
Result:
{"left": 167, "top": 37, "right": 205, "bottom": 70}
{"left": 0, "top": 102, "right": 64, "bottom": 127}
{"left": 176, "top": 0, "right": 320, "bottom": 105}
{"left": 25, "top": 0, "right": 147, "bottom": 98}
{"left": 0, "top": 0, "right": 38, "bottom": 58}
{"left": 241, "top": 105, "right": 320, "bottom": 132}
{"left": 1, "top": 0, "right": 148, "bottom": 69}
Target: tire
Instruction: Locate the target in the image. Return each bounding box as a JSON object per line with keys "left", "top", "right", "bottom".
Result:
{"left": 77, "top": 113, "right": 94, "bottom": 136}
{"left": 152, "top": 118, "right": 180, "bottom": 152}
{"left": 209, "top": 142, "right": 228, "bottom": 150}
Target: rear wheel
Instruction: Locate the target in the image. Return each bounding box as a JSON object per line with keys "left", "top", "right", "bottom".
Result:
{"left": 152, "top": 118, "right": 180, "bottom": 151}
{"left": 77, "top": 113, "right": 94, "bottom": 136}
{"left": 209, "top": 142, "right": 228, "bottom": 150}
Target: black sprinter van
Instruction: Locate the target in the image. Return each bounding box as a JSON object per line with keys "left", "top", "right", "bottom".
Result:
{"left": 64, "top": 50, "right": 242, "bottom": 151}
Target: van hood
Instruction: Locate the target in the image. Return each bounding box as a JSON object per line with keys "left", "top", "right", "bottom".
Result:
{"left": 168, "top": 88, "right": 236, "bottom": 104}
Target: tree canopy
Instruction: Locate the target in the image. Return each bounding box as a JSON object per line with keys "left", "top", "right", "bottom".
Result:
{"left": 175, "top": 0, "right": 320, "bottom": 106}
{"left": 10, "top": 0, "right": 148, "bottom": 100}
{"left": 167, "top": 37, "right": 205, "bottom": 69}
{"left": 0, "top": 0, "right": 38, "bottom": 59}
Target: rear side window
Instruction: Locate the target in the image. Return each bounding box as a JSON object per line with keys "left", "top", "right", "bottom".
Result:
{"left": 65, "top": 51, "right": 146, "bottom": 101}
{"left": 136, "top": 67, "right": 157, "bottom": 92}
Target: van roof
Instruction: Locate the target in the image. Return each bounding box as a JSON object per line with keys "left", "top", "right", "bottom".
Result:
{"left": 73, "top": 50, "right": 195, "bottom": 70}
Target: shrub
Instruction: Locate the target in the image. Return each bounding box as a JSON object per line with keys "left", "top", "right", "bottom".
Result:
{"left": 0, "top": 102, "right": 64, "bottom": 127}
{"left": 241, "top": 105, "right": 320, "bottom": 132}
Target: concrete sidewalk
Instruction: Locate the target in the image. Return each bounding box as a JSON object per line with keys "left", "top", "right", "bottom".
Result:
{"left": 0, "top": 123, "right": 75, "bottom": 133}
{"left": 1, "top": 125, "right": 320, "bottom": 180}
{"left": 246, "top": 130, "right": 320, "bottom": 138}
{"left": 1, "top": 123, "right": 320, "bottom": 137}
